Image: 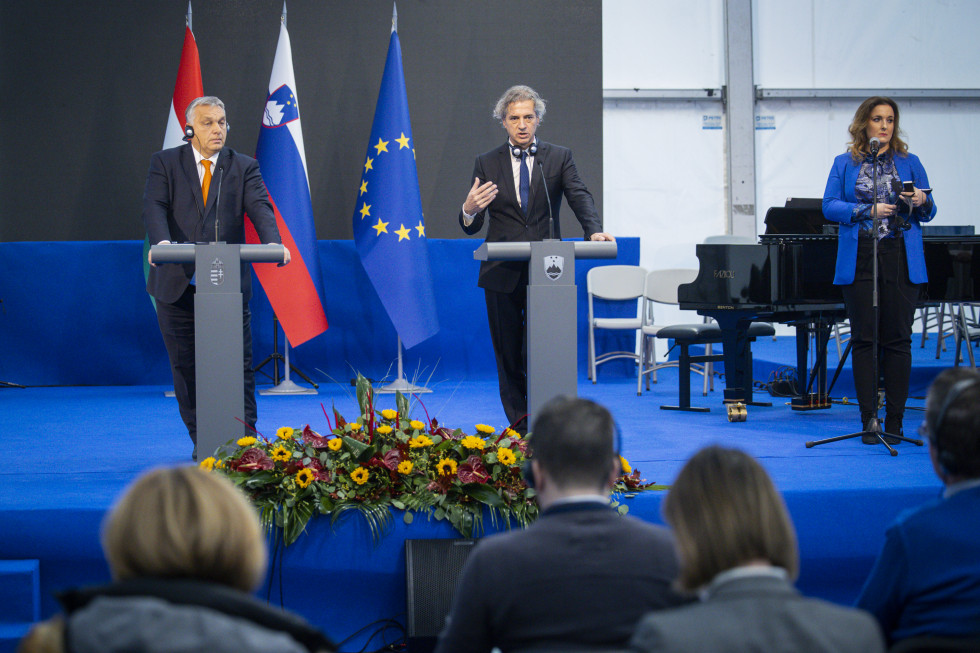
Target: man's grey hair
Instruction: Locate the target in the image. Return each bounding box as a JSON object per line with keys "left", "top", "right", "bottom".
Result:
{"left": 492, "top": 85, "right": 546, "bottom": 123}
{"left": 185, "top": 96, "right": 226, "bottom": 124}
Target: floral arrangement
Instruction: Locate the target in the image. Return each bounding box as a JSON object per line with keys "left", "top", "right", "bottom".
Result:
{"left": 203, "top": 375, "right": 663, "bottom": 546}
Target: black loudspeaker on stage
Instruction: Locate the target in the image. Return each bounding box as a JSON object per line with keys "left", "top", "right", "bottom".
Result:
{"left": 405, "top": 538, "right": 477, "bottom": 653}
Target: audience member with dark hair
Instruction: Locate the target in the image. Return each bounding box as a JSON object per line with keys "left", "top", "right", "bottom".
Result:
{"left": 435, "top": 396, "right": 685, "bottom": 653}
{"left": 19, "top": 466, "right": 334, "bottom": 653}
{"left": 630, "top": 446, "right": 884, "bottom": 653}
{"left": 856, "top": 367, "right": 980, "bottom": 645}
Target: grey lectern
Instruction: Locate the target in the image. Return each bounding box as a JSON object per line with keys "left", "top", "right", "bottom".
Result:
{"left": 474, "top": 240, "right": 617, "bottom": 426}
{"left": 150, "top": 242, "right": 285, "bottom": 459}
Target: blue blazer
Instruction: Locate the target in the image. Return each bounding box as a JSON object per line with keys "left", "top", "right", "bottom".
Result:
{"left": 822, "top": 151, "right": 937, "bottom": 285}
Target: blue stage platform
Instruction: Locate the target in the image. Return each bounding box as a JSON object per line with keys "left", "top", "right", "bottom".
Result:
{"left": 0, "top": 240, "right": 970, "bottom": 651}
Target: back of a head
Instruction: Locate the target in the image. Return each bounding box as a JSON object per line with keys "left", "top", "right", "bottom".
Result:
{"left": 102, "top": 466, "right": 266, "bottom": 593}
{"left": 926, "top": 367, "right": 980, "bottom": 479}
{"left": 664, "top": 446, "right": 798, "bottom": 592}
{"left": 529, "top": 396, "right": 616, "bottom": 490}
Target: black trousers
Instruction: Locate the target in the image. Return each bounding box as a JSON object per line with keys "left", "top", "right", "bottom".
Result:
{"left": 841, "top": 236, "right": 920, "bottom": 429}
{"left": 484, "top": 273, "right": 529, "bottom": 430}
{"left": 155, "top": 285, "right": 258, "bottom": 446}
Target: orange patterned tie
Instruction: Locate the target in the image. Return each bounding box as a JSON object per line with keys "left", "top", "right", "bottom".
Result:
{"left": 201, "top": 159, "right": 212, "bottom": 205}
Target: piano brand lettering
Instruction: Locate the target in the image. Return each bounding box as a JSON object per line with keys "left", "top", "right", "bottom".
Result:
{"left": 713, "top": 269, "right": 735, "bottom": 279}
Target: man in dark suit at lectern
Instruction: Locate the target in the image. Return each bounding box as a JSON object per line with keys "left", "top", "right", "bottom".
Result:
{"left": 143, "top": 96, "right": 289, "bottom": 460}
{"left": 459, "top": 85, "right": 613, "bottom": 431}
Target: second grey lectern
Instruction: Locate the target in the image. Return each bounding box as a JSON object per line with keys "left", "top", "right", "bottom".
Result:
{"left": 150, "top": 242, "right": 285, "bottom": 459}
{"left": 475, "top": 240, "right": 617, "bottom": 427}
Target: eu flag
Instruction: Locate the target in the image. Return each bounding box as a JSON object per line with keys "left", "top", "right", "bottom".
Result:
{"left": 352, "top": 27, "right": 438, "bottom": 349}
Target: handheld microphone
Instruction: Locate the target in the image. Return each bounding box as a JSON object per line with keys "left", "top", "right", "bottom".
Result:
{"left": 536, "top": 160, "right": 557, "bottom": 240}
{"left": 212, "top": 166, "right": 224, "bottom": 243}
{"left": 869, "top": 137, "right": 880, "bottom": 156}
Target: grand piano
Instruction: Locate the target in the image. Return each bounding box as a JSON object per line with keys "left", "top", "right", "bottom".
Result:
{"left": 677, "top": 201, "right": 980, "bottom": 407}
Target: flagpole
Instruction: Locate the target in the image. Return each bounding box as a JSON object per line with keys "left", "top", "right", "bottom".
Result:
{"left": 377, "top": 335, "right": 432, "bottom": 394}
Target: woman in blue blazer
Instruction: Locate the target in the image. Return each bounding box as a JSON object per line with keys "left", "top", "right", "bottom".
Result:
{"left": 823, "top": 97, "right": 937, "bottom": 443}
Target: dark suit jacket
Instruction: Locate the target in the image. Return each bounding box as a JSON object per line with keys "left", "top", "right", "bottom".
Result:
{"left": 434, "top": 502, "right": 685, "bottom": 653}
{"left": 143, "top": 144, "right": 281, "bottom": 304}
{"left": 459, "top": 141, "right": 602, "bottom": 294}
{"left": 630, "top": 574, "right": 884, "bottom": 653}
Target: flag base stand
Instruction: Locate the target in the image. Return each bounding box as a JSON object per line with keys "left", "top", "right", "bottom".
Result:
{"left": 261, "top": 377, "right": 317, "bottom": 395}
{"left": 256, "top": 315, "right": 319, "bottom": 396}
{"left": 375, "top": 336, "right": 432, "bottom": 394}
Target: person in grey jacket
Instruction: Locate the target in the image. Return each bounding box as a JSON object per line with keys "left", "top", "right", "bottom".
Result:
{"left": 630, "top": 446, "right": 884, "bottom": 653}
{"left": 18, "top": 466, "right": 333, "bottom": 653}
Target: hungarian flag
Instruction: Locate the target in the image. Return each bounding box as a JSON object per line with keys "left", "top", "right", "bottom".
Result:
{"left": 143, "top": 21, "right": 203, "bottom": 306}
{"left": 246, "top": 20, "right": 329, "bottom": 346}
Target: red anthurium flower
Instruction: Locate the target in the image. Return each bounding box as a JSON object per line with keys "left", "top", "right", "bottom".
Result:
{"left": 231, "top": 448, "right": 274, "bottom": 471}
{"left": 457, "top": 455, "right": 490, "bottom": 484}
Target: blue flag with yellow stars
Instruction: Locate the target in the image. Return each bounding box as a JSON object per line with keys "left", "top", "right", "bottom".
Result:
{"left": 352, "top": 27, "right": 439, "bottom": 350}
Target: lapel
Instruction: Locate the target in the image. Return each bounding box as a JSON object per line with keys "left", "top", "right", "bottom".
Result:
{"left": 528, "top": 141, "right": 545, "bottom": 212}
{"left": 495, "top": 145, "right": 521, "bottom": 212}
{"left": 203, "top": 148, "right": 229, "bottom": 219}
{"left": 179, "top": 144, "right": 206, "bottom": 221}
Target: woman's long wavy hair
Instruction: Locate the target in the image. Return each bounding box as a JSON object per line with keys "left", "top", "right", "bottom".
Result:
{"left": 847, "top": 96, "right": 908, "bottom": 161}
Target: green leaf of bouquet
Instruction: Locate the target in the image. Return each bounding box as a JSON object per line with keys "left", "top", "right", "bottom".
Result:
{"left": 355, "top": 374, "right": 372, "bottom": 414}
{"left": 617, "top": 504, "right": 629, "bottom": 515}
{"left": 391, "top": 499, "right": 406, "bottom": 510}
{"left": 434, "top": 507, "right": 446, "bottom": 520}
{"left": 395, "top": 390, "right": 410, "bottom": 417}
{"left": 282, "top": 501, "right": 315, "bottom": 546}
{"left": 343, "top": 436, "right": 370, "bottom": 459}
{"left": 462, "top": 483, "right": 506, "bottom": 508}
{"left": 403, "top": 511, "right": 414, "bottom": 524}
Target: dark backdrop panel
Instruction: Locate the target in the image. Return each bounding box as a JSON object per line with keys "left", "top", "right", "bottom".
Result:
{"left": 0, "top": 0, "right": 602, "bottom": 242}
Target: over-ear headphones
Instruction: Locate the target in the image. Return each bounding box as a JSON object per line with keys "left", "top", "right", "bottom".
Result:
{"left": 931, "top": 377, "right": 980, "bottom": 475}
{"left": 510, "top": 142, "right": 538, "bottom": 159}
{"left": 521, "top": 421, "right": 623, "bottom": 489}
{"left": 183, "top": 122, "right": 230, "bottom": 143}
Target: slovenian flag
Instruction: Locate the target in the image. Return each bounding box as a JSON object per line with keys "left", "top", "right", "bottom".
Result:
{"left": 247, "top": 20, "right": 329, "bottom": 347}
{"left": 351, "top": 22, "right": 439, "bottom": 349}
{"left": 143, "top": 18, "right": 203, "bottom": 308}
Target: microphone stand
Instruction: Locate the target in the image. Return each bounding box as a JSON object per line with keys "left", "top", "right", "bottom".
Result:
{"left": 536, "top": 159, "right": 557, "bottom": 241}
{"left": 807, "top": 142, "right": 923, "bottom": 454}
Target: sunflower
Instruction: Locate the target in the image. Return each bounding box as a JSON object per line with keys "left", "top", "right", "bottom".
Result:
{"left": 409, "top": 435, "right": 433, "bottom": 449}
{"left": 409, "top": 420, "right": 426, "bottom": 431}
{"left": 397, "top": 460, "right": 414, "bottom": 475}
{"left": 381, "top": 409, "right": 398, "bottom": 420}
{"left": 276, "top": 427, "right": 294, "bottom": 441}
{"left": 295, "top": 468, "right": 315, "bottom": 488}
{"left": 503, "top": 428, "right": 520, "bottom": 439}
{"left": 236, "top": 436, "right": 257, "bottom": 447}
{"left": 437, "top": 458, "right": 458, "bottom": 477}
{"left": 350, "top": 467, "right": 369, "bottom": 485}
{"left": 198, "top": 457, "right": 216, "bottom": 471}
{"left": 376, "top": 425, "right": 393, "bottom": 435}
{"left": 271, "top": 445, "right": 292, "bottom": 462}
{"left": 619, "top": 456, "right": 632, "bottom": 475}
{"left": 328, "top": 438, "right": 343, "bottom": 451}
{"left": 461, "top": 435, "right": 486, "bottom": 451}
{"left": 497, "top": 447, "right": 517, "bottom": 465}
{"left": 349, "top": 422, "right": 362, "bottom": 431}
{"left": 474, "top": 424, "right": 496, "bottom": 435}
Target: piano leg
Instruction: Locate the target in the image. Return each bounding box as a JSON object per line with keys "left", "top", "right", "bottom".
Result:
{"left": 714, "top": 314, "right": 771, "bottom": 407}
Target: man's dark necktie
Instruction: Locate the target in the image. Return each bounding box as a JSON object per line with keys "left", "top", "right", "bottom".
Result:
{"left": 519, "top": 150, "right": 529, "bottom": 214}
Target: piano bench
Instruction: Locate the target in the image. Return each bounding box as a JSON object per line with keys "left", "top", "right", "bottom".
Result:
{"left": 656, "top": 322, "right": 775, "bottom": 412}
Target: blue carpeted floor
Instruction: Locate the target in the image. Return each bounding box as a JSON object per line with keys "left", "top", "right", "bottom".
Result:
{"left": 1, "top": 331, "right": 970, "bottom": 650}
